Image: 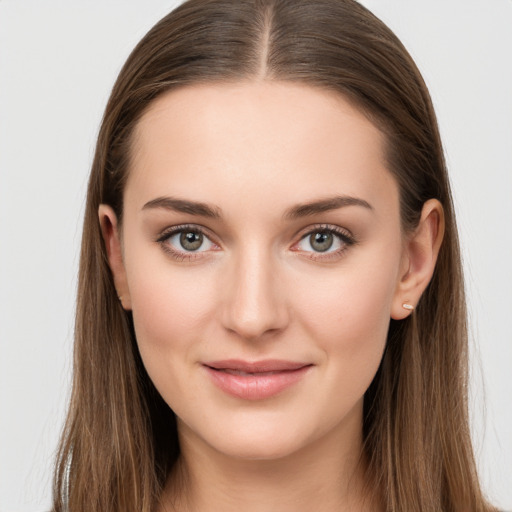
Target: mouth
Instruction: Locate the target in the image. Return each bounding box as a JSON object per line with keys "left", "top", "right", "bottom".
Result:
{"left": 202, "top": 359, "right": 313, "bottom": 400}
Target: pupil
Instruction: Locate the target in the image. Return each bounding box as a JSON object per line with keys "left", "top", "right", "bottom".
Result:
{"left": 180, "top": 231, "right": 203, "bottom": 251}
{"left": 310, "top": 232, "right": 333, "bottom": 252}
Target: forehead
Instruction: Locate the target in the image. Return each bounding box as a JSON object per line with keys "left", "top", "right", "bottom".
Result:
{"left": 126, "top": 81, "right": 398, "bottom": 219}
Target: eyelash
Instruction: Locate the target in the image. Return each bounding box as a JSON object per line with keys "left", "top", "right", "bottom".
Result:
{"left": 156, "top": 224, "right": 219, "bottom": 261}
{"left": 292, "top": 223, "right": 357, "bottom": 261}
{"left": 156, "top": 223, "right": 357, "bottom": 262}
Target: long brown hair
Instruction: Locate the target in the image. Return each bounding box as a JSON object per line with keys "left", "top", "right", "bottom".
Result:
{"left": 52, "top": 1, "right": 496, "bottom": 511}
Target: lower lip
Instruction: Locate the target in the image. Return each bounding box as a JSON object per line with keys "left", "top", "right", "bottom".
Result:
{"left": 204, "top": 365, "right": 312, "bottom": 400}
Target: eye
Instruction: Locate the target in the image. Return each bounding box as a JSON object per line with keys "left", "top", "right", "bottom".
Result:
{"left": 304, "top": 231, "right": 336, "bottom": 252}
{"left": 173, "top": 230, "right": 209, "bottom": 251}
{"left": 166, "top": 229, "right": 215, "bottom": 252}
{"left": 293, "top": 225, "right": 355, "bottom": 258}
{"left": 157, "top": 225, "right": 218, "bottom": 260}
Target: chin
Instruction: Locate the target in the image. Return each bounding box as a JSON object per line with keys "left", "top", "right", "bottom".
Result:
{"left": 212, "top": 432, "right": 310, "bottom": 462}
{"left": 180, "top": 405, "right": 353, "bottom": 464}
{"left": 178, "top": 409, "right": 317, "bottom": 461}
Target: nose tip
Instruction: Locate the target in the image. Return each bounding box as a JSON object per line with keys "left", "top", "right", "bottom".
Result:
{"left": 224, "top": 299, "right": 284, "bottom": 340}
{"left": 221, "top": 255, "right": 289, "bottom": 341}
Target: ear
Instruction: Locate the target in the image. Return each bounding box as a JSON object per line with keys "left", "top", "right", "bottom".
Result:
{"left": 391, "top": 198, "right": 445, "bottom": 320}
{"left": 98, "top": 204, "right": 132, "bottom": 310}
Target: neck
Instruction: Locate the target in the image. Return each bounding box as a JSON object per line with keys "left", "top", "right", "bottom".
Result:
{"left": 159, "top": 405, "right": 382, "bottom": 512}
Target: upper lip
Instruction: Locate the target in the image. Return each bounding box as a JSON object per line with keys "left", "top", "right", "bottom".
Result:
{"left": 203, "top": 359, "right": 311, "bottom": 373}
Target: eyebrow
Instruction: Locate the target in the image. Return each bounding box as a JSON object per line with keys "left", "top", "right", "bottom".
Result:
{"left": 142, "top": 194, "right": 373, "bottom": 219}
{"left": 283, "top": 195, "right": 373, "bottom": 219}
{"left": 142, "top": 196, "right": 222, "bottom": 218}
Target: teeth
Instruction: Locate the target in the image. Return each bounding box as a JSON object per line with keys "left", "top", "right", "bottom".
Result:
{"left": 222, "top": 369, "right": 280, "bottom": 376}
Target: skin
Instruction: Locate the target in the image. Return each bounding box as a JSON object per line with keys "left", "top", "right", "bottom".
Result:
{"left": 100, "top": 81, "right": 444, "bottom": 512}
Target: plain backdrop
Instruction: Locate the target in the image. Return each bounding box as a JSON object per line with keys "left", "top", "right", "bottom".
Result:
{"left": 0, "top": 1, "right": 511, "bottom": 511}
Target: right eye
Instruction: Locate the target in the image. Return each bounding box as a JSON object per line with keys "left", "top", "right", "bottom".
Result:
{"left": 157, "top": 225, "right": 219, "bottom": 260}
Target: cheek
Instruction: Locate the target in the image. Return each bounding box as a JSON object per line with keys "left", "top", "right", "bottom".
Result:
{"left": 293, "top": 250, "right": 400, "bottom": 389}
{"left": 127, "top": 261, "right": 218, "bottom": 392}
{"left": 298, "top": 254, "right": 397, "bottom": 333}
{"left": 131, "top": 269, "right": 215, "bottom": 336}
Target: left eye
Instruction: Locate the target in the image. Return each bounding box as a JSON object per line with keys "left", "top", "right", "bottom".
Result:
{"left": 165, "top": 229, "right": 216, "bottom": 253}
{"left": 296, "top": 230, "right": 348, "bottom": 253}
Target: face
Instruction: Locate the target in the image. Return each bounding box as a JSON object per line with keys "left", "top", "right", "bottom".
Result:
{"left": 112, "top": 82, "right": 408, "bottom": 461}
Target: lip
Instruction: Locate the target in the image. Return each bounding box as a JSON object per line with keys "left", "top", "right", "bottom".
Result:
{"left": 203, "top": 359, "right": 312, "bottom": 400}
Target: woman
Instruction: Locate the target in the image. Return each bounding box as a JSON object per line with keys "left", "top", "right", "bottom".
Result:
{"left": 51, "top": 0, "right": 499, "bottom": 511}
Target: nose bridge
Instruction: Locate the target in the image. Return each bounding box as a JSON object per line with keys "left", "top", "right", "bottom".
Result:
{"left": 221, "top": 242, "right": 288, "bottom": 340}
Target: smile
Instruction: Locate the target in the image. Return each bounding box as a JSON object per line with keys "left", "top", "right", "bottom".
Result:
{"left": 203, "top": 359, "right": 313, "bottom": 400}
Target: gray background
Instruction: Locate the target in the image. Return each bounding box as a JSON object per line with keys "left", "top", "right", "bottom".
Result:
{"left": 0, "top": 1, "right": 510, "bottom": 510}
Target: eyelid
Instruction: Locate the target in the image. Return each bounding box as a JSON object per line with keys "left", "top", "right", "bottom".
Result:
{"left": 156, "top": 223, "right": 221, "bottom": 260}
{"left": 156, "top": 223, "right": 218, "bottom": 243}
{"left": 293, "top": 223, "right": 355, "bottom": 243}
{"left": 290, "top": 223, "right": 357, "bottom": 259}
{"left": 155, "top": 222, "right": 356, "bottom": 262}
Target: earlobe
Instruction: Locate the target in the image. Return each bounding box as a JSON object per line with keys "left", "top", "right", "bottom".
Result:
{"left": 391, "top": 199, "right": 445, "bottom": 320}
{"left": 98, "top": 204, "right": 132, "bottom": 310}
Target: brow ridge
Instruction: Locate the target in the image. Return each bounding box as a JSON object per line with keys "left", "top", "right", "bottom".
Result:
{"left": 142, "top": 196, "right": 221, "bottom": 218}
{"left": 283, "top": 195, "right": 373, "bottom": 219}
{"left": 142, "top": 194, "right": 372, "bottom": 220}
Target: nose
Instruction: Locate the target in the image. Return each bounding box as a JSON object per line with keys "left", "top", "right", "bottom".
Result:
{"left": 220, "top": 247, "right": 289, "bottom": 341}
